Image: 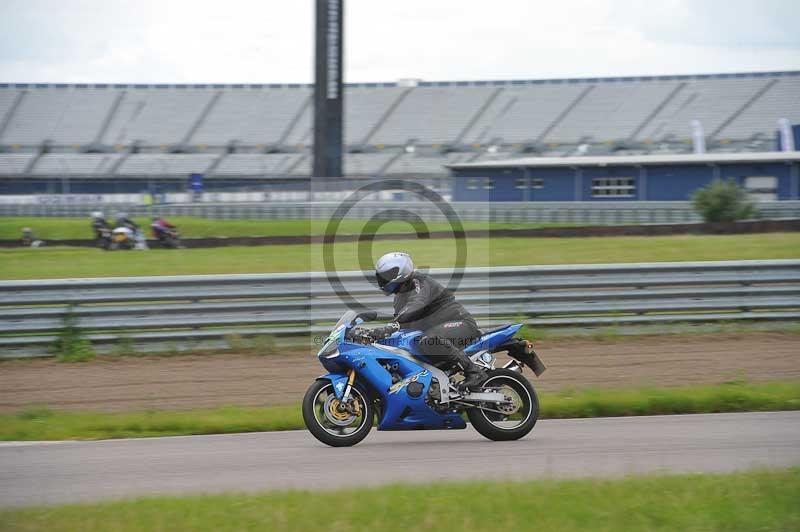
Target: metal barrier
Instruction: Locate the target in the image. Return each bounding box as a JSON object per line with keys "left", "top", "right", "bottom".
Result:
{"left": 3, "top": 201, "right": 800, "bottom": 224}
{"left": 1, "top": 260, "right": 798, "bottom": 357}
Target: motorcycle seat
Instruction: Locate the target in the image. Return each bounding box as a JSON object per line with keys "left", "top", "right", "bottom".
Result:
{"left": 479, "top": 324, "right": 512, "bottom": 337}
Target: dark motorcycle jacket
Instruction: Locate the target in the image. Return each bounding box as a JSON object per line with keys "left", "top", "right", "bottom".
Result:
{"left": 116, "top": 217, "right": 139, "bottom": 231}
{"left": 392, "top": 272, "right": 475, "bottom": 331}
{"left": 91, "top": 218, "right": 110, "bottom": 234}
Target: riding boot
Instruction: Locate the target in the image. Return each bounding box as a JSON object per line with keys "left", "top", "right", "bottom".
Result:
{"left": 451, "top": 349, "right": 487, "bottom": 390}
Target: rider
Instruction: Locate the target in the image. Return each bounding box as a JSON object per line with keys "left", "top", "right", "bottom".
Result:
{"left": 21, "top": 227, "right": 35, "bottom": 247}
{"left": 150, "top": 216, "right": 176, "bottom": 241}
{"left": 368, "top": 251, "right": 487, "bottom": 389}
{"left": 114, "top": 212, "right": 139, "bottom": 232}
{"left": 90, "top": 211, "right": 110, "bottom": 234}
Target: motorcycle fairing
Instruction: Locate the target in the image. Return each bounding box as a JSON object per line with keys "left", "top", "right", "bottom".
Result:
{"left": 321, "top": 342, "right": 465, "bottom": 431}
{"left": 316, "top": 373, "right": 350, "bottom": 399}
{"left": 465, "top": 324, "right": 522, "bottom": 353}
{"left": 380, "top": 330, "right": 425, "bottom": 355}
{"left": 380, "top": 324, "right": 522, "bottom": 356}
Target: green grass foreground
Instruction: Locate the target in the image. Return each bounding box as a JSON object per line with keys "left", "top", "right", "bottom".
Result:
{"left": 1, "top": 232, "right": 798, "bottom": 279}
{"left": 3, "top": 380, "right": 798, "bottom": 441}
{"left": 0, "top": 216, "right": 572, "bottom": 240}
{"left": 1, "top": 469, "right": 798, "bottom": 532}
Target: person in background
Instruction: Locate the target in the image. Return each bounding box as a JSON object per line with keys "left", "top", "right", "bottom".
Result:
{"left": 90, "top": 211, "right": 112, "bottom": 250}
{"left": 150, "top": 216, "right": 177, "bottom": 242}
{"left": 21, "top": 227, "right": 34, "bottom": 247}
{"left": 91, "top": 211, "right": 109, "bottom": 234}
{"left": 114, "top": 212, "right": 139, "bottom": 232}
{"left": 21, "top": 227, "right": 44, "bottom": 248}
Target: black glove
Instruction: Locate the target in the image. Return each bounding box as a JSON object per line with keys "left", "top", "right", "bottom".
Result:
{"left": 367, "top": 322, "right": 400, "bottom": 342}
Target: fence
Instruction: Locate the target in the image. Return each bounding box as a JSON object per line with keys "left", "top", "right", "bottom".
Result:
{"left": 3, "top": 200, "right": 800, "bottom": 224}
{"left": 1, "top": 260, "right": 798, "bottom": 357}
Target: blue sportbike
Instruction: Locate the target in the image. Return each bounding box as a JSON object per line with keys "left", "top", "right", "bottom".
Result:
{"left": 302, "top": 310, "right": 547, "bottom": 447}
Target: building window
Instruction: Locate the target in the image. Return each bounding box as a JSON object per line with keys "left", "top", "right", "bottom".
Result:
{"left": 466, "top": 178, "right": 494, "bottom": 190}
{"left": 591, "top": 177, "right": 635, "bottom": 197}
{"left": 514, "top": 177, "right": 545, "bottom": 189}
{"left": 743, "top": 176, "right": 777, "bottom": 201}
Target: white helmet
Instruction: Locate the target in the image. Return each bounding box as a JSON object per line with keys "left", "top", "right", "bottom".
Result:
{"left": 375, "top": 252, "right": 414, "bottom": 294}
{"left": 90, "top": 211, "right": 103, "bottom": 219}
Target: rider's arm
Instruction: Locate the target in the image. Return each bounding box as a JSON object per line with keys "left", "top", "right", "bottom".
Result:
{"left": 393, "top": 277, "right": 433, "bottom": 325}
{"left": 367, "top": 321, "right": 399, "bottom": 340}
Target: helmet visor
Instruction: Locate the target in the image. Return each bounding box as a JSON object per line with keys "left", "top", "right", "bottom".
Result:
{"left": 376, "top": 266, "right": 401, "bottom": 291}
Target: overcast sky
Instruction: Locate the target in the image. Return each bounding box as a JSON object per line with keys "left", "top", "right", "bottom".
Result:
{"left": 0, "top": 0, "right": 798, "bottom": 84}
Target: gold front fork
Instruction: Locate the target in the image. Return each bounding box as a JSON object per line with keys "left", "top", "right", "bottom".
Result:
{"left": 342, "top": 368, "right": 356, "bottom": 402}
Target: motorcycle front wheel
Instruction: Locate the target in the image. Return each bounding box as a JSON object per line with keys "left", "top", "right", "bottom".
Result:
{"left": 466, "top": 368, "right": 539, "bottom": 441}
{"left": 302, "top": 380, "right": 373, "bottom": 447}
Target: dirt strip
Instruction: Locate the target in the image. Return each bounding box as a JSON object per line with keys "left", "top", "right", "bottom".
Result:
{"left": 1, "top": 332, "right": 798, "bottom": 413}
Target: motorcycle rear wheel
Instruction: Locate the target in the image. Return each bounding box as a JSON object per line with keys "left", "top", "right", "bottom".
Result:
{"left": 466, "top": 368, "right": 539, "bottom": 441}
{"left": 302, "top": 380, "right": 373, "bottom": 447}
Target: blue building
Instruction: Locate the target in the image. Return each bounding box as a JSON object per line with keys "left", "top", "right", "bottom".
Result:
{"left": 448, "top": 152, "right": 800, "bottom": 202}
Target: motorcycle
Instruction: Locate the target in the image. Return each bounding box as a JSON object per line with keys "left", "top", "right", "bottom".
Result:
{"left": 152, "top": 227, "right": 182, "bottom": 249}
{"left": 302, "top": 310, "right": 546, "bottom": 447}
{"left": 111, "top": 227, "right": 136, "bottom": 250}
{"left": 95, "top": 226, "right": 112, "bottom": 250}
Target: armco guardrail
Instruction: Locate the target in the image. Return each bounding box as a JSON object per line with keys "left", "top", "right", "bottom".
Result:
{"left": 3, "top": 200, "right": 800, "bottom": 224}
{"left": 1, "top": 260, "right": 799, "bottom": 357}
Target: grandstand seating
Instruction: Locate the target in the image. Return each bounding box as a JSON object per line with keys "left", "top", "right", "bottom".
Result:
{"left": 115, "top": 154, "right": 218, "bottom": 175}
{"left": 634, "top": 78, "right": 771, "bottom": 141}
{"left": 1, "top": 88, "right": 117, "bottom": 145}
{"left": 0, "top": 71, "right": 797, "bottom": 178}
{"left": 462, "top": 84, "right": 586, "bottom": 145}
{"left": 0, "top": 153, "right": 33, "bottom": 174}
{"left": 213, "top": 153, "right": 306, "bottom": 177}
{"left": 546, "top": 81, "right": 680, "bottom": 142}
{"left": 102, "top": 90, "right": 215, "bottom": 146}
{"left": 32, "top": 153, "right": 121, "bottom": 175}
{"left": 344, "top": 152, "right": 398, "bottom": 176}
{"left": 370, "top": 86, "right": 497, "bottom": 145}
{"left": 190, "top": 88, "right": 309, "bottom": 146}
{"left": 344, "top": 86, "right": 407, "bottom": 146}
{"left": 716, "top": 77, "right": 800, "bottom": 140}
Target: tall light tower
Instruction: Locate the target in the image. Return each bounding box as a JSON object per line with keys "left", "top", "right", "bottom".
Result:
{"left": 313, "top": 0, "right": 344, "bottom": 178}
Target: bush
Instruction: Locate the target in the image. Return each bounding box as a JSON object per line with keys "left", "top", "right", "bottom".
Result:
{"left": 52, "top": 307, "right": 95, "bottom": 362}
{"left": 691, "top": 179, "right": 756, "bottom": 223}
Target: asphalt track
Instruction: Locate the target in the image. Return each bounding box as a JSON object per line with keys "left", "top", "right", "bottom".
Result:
{"left": 1, "top": 411, "right": 798, "bottom": 507}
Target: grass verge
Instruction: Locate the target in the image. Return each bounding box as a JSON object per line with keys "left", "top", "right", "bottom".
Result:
{"left": 3, "top": 380, "right": 798, "bottom": 441}
{"left": 1, "top": 469, "right": 798, "bottom": 532}
{"left": 0, "top": 217, "right": 575, "bottom": 240}
{"left": 1, "top": 232, "right": 798, "bottom": 279}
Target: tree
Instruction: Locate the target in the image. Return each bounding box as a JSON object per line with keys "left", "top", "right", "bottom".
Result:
{"left": 691, "top": 179, "right": 756, "bottom": 223}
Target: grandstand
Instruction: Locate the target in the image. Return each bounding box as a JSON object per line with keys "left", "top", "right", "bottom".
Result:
{"left": 0, "top": 71, "right": 798, "bottom": 183}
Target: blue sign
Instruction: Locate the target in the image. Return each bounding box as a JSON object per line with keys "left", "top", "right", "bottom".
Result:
{"left": 190, "top": 173, "right": 204, "bottom": 192}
